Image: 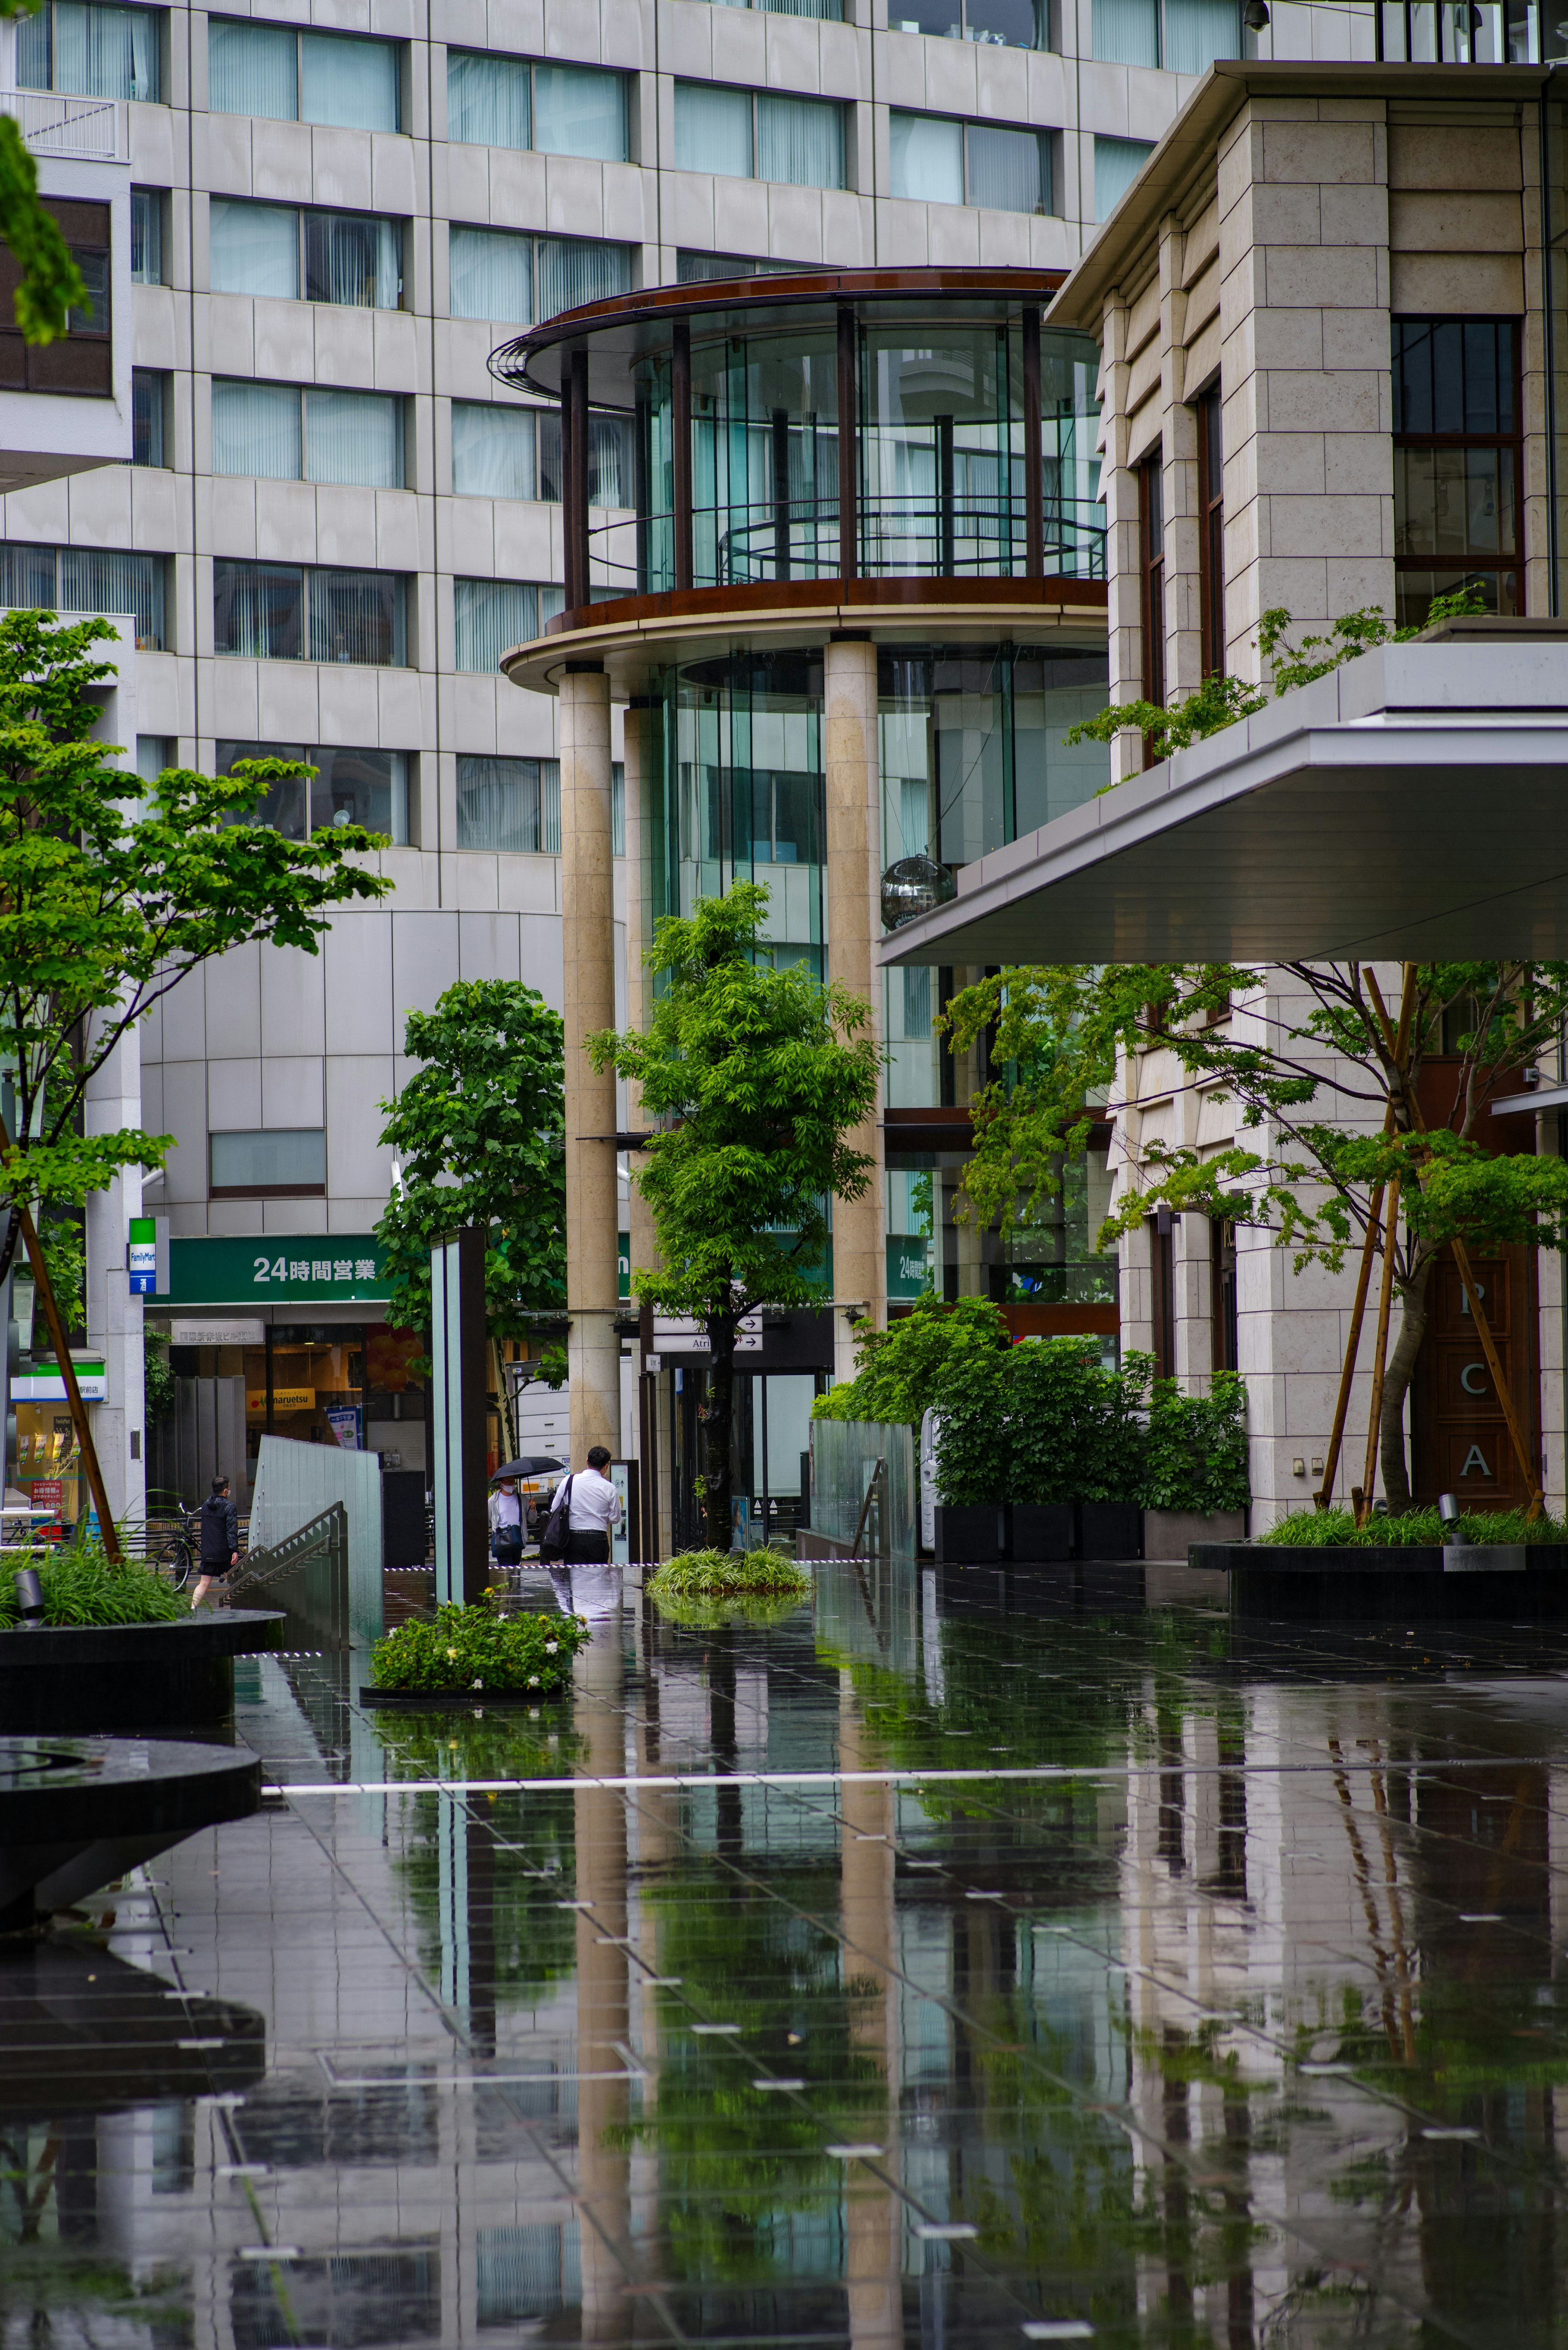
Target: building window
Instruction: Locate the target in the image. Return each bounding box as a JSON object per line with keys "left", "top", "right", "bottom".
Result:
{"left": 0, "top": 542, "right": 165, "bottom": 647}
{"left": 131, "top": 368, "right": 167, "bottom": 465}
{"left": 450, "top": 401, "right": 635, "bottom": 506}
{"left": 1392, "top": 316, "right": 1521, "bottom": 627}
{"left": 454, "top": 578, "right": 564, "bottom": 672}
{"left": 1150, "top": 1213, "right": 1175, "bottom": 1381}
{"left": 1094, "top": 134, "right": 1154, "bottom": 220}
{"left": 1196, "top": 379, "right": 1223, "bottom": 676}
{"left": 672, "top": 83, "right": 846, "bottom": 190}
{"left": 216, "top": 740, "right": 410, "bottom": 841}
{"left": 889, "top": 111, "right": 1050, "bottom": 212}
{"left": 1091, "top": 0, "right": 1238, "bottom": 69}
{"left": 447, "top": 227, "right": 631, "bottom": 327}
{"left": 455, "top": 755, "right": 561, "bottom": 853}
{"left": 212, "top": 380, "right": 404, "bottom": 487}
{"left": 0, "top": 199, "right": 110, "bottom": 396}
{"left": 675, "top": 250, "right": 804, "bottom": 281}
{"left": 208, "top": 18, "right": 400, "bottom": 131}
{"left": 131, "top": 186, "right": 163, "bottom": 281}
{"left": 209, "top": 199, "right": 402, "bottom": 308}
{"left": 213, "top": 562, "right": 406, "bottom": 666}
{"left": 16, "top": 1, "right": 162, "bottom": 100}
{"left": 888, "top": 0, "right": 1039, "bottom": 45}
{"left": 209, "top": 1128, "right": 327, "bottom": 1198}
{"left": 1139, "top": 450, "right": 1164, "bottom": 710}
{"left": 445, "top": 52, "right": 628, "bottom": 160}
{"left": 693, "top": 0, "right": 842, "bottom": 18}
{"left": 1210, "top": 1215, "right": 1238, "bottom": 1373}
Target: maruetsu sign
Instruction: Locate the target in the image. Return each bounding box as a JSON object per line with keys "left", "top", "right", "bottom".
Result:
{"left": 128, "top": 1215, "right": 157, "bottom": 1295}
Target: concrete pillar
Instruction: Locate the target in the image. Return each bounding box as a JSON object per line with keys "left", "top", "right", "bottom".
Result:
{"left": 823, "top": 633, "right": 884, "bottom": 1387}
{"left": 561, "top": 664, "right": 621, "bottom": 1463}
{"left": 622, "top": 700, "right": 661, "bottom": 1552}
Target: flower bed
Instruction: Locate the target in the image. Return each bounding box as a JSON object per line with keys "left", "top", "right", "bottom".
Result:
{"left": 365, "top": 1597, "right": 590, "bottom": 1702}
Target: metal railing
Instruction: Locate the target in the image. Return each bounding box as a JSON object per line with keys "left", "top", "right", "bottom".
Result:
{"left": 586, "top": 493, "right": 1106, "bottom": 598}
{"left": 227, "top": 1501, "right": 350, "bottom": 1651}
{"left": 0, "top": 90, "right": 126, "bottom": 160}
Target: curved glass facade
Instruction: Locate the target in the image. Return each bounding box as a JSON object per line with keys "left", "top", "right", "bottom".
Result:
{"left": 606, "top": 307, "right": 1103, "bottom": 595}
{"left": 644, "top": 637, "right": 1109, "bottom": 989}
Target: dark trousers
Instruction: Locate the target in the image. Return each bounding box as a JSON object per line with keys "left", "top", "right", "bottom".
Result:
{"left": 562, "top": 1529, "right": 609, "bottom": 1565}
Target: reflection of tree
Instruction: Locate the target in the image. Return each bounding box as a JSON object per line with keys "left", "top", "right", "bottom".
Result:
{"left": 0, "top": 2127, "right": 189, "bottom": 2339}
{"left": 619, "top": 1888, "right": 889, "bottom": 2287}
{"left": 387, "top": 1714, "right": 585, "bottom": 2008}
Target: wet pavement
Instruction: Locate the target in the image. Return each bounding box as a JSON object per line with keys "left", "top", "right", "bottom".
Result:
{"left": 8, "top": 1556, "right": 1568, "bottom": 2347}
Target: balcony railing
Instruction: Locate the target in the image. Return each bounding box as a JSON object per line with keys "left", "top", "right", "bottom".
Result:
{"left": 0, "top": 89, "right": 126, "bottom": 161}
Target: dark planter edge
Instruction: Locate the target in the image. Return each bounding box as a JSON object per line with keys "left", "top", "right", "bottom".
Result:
{"left": 0, "top": 1610, "right": 284, "bottom": 1663}
{"left": 1194, "top": 1542, "right": 1568, "bottom": 1575}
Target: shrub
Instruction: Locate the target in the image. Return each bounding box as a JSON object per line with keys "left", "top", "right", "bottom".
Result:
{"left": 1142, "top": 1370, "right": 1250, "bottom": 1513}
{"left": 1258, "top": 1503, "right": 1568, "bottom": 1549}
{"left": 812, "top": 1292, "right": 1009, "bottom": 1428}
{"left": 370, "top": 1596, "right": 590, "bottom": 1692}
{"left": 0, "top": 1547, "right": 186, "bottom": 1628}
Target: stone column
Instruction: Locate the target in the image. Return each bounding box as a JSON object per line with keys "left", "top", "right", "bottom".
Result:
{"left": 561, "top": 663, "right": 621, "bottom": 1462}
{"left": 823, "top": 633, "right": 884, "bottom": 1387}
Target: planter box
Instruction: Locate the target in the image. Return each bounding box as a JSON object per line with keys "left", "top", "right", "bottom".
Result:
{"left": 1194, "top": 1541, "right": 1568, "bottom": 1620}
{"left": 1145, "top": 1508, "right": 1247, "bottom": 1561}
{"left": 934, "top": 1505, "right": 1009, "bottom": 1565}
{"left": 1009, "top": 1505, "right": 1075, "bottom": 1562}
{"left": 1079, "top": 1503, "right": 1144, "bottom": 1561}
{"left": 0, "top": 1610, "right": 282, "bottom": 1736}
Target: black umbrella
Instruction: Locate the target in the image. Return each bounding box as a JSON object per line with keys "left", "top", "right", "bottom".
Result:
{"left": 490, "top": 1458, "right": 562, "bottom": 1485}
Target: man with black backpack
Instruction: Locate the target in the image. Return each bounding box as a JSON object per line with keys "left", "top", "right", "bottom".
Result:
{"left": 190, "top": 1474, "right": 239, "bottom": 1610}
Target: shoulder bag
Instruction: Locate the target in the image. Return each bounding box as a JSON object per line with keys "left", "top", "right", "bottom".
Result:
{"left": 537, "top": 1476, "right": 574, "bottom": 1564}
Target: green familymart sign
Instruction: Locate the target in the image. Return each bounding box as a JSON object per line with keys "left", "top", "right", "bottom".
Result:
{"left": 160, "top": 1235, "right": 392, "bottom": 1306}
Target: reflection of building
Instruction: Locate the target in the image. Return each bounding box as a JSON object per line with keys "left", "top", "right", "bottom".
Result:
{"left": 883, "top": 61, "right": 1568, "bottom": 1525}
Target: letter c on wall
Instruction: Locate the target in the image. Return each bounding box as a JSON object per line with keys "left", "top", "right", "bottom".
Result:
{"left": 1460, "top": 1362, "right": 1488, "bottom": 1395}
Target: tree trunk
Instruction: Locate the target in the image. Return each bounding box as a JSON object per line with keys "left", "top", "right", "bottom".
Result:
{"left": 1378, "top": 1252, "right": 1434, "bottom": 1515}
{"left": 703, "top": 1308, "right": 736, "bottom": 1550}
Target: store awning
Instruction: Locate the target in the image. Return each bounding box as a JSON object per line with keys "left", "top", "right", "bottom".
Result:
{"left": 879, "top": 629, "right": 1568, "bottom": 969}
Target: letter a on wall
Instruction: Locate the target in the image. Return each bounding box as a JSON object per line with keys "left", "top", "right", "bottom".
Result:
{"left": 1459, "top": 1443, "right": 1492, "bottom": 1479}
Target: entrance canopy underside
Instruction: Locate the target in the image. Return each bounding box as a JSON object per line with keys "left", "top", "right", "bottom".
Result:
{"left": 879, "top": 631, "right": 1568, "bottom": 967}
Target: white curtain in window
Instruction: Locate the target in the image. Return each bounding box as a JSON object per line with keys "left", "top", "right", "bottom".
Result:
{"left": 212, "top": 379, "right": 301, "bottom": 478}
{"left": 757, "top": 93, "right": 843, "bottom": 188}
{"left": 673, "top": 81, "right": 752, "bottom": 176}
{"left": 55, "top": 2, "right": 158, "bottom": 99}
{"left": 15, "top": 11, "right": 49, "bottom": 87}
{"left": 1091, "top": 0, "right": 1159, "bottom": 61}
{"left": 210, "top": 200, "right": 299, "bottom": 299}
{"left": 1162, "top": 0, "right": 1238, "bottom": 70}
{"left": 308, "top": 569, "right": 405, "bottom": 666}
{"left": 301, "top": 31, "right": 399, "bottom": 131}
{"left": 889, "top": 111, "right": 964, "bottom": 204}
{"left": 454, "top": 578, "right": 539, "bottom": 674}
{"left": 535, "top": 236, "right": 631, "bottom": 322}
{"left": 131, "top": 187, "right": 162, "bottom": 283}
{"left": 964, "top": 123, "right": 1043, "bottom": 214}
{"left": 209, "top": 19, "right": 296, "bottom": 119}
{"left": 214, "top": 560, "right": 305, "bottom": 660}
{"left": 301, "top": 212, "right": 401, "bottom": 308}
{"left": 446, "top": 50, "right": 530, "bottom": 149}
{"left": 449, "top": 226, "right": 532, "bottom": 324}
{"left": 452, "top": 402, "right": 536, "bottom": 499}
{"left": 305, "top": 388, "right": 403, "bottom": 486}
{"left": 532, "top": 63, "right": 626, "bottom": 160}
{"left": 58, "top": 547, "right": 165, "bottom": 644}
{"left": 456, "top": 755, "right": 559, "bottom": 852}
{"left": 1093, "top": 134, "right": 1153, "bottom": 220}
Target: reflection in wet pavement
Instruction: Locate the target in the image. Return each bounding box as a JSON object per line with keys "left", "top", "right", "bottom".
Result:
{"left": 10, "top": 1558, "right": 1568, "bottom": 2344}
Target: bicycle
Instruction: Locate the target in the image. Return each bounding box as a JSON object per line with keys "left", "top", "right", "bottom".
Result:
{"left": 154, "top": 1507, "right": 200, "bottom": 1592}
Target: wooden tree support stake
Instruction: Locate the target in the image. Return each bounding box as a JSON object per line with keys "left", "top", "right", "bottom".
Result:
{"left": 1358, "top": 1179, "right": 1401, "bottom": 1527}
{"left": 1316, "top": 1180, "right": 1385, "bottom": 1512}
{"left": 1450, "top": 1236, "right": 1544, "bottom": 1520}
{"left": 15, "top": 1201, "right": 122, "bottom": 1562}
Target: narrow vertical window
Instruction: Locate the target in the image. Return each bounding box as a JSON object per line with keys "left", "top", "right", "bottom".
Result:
{"left": 1196, "top": 381, "right": 1224, "bottom": 675}
{"left": 1392, "top": 316, "right": 1521, "bottom": 626}
{"left": 1210, "top": 1215, "right": 1238, "bottom": 1374}
{"left": 1139, "top": 448, "right": 1165, "bottom": 712}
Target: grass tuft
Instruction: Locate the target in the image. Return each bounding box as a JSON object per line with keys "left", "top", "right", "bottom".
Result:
{"left": 645, "top": 1549, "right": 812, "bottom": 1619}
{"left": 0, "top": 1547, "right": 187, "bottom": 1628}
{"left": 1257, "top": 1504, "right": 1568, "bottom": 1549}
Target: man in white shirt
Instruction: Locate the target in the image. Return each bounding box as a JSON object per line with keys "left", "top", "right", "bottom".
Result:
{"left": 552, "top": 1443, "right": 622, "bottom": 1565}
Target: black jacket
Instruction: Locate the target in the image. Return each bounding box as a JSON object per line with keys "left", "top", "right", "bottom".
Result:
{"left": 200, "top": 1493, "right": 239, "bottom": 1565}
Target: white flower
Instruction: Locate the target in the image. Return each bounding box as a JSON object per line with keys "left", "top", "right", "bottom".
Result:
{"left": 528, "top": 1675, "right": 540, "bottom": 1686}
{"left": 446, "top": 1645, "right": 459, "bottom": 1660}
{"left": 545, "top": 1641, "right": 559, "bottom": 1654}
{"left": 472, "top": 1677, "right": 483, "bottom": 1689}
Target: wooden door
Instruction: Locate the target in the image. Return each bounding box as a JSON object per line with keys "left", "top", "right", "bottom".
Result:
{"left": 1411, "top": 1244, "right": 1539, "bottom": 1508}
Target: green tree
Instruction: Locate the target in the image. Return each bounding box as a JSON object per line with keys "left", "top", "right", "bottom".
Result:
{"left": 943, "top": 958, "right": 1568, "bottom": 1515}
{"left": 374, "top": 979, "right": 569, "bottom": 1439}
{"left": 588, "top": 882, "right": 880, "bottom": 1549}
{"left": 812, "top": 1289, "right": 1009, "bottom": 1426}
{"left": 0, "top": 610, "right": 392, "bottom": 1548}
